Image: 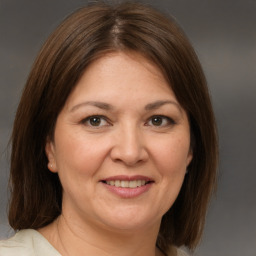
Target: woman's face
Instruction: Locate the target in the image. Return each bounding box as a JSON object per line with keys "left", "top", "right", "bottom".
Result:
{"left": 46, "top": 52, "right": 192, "bottom": 232}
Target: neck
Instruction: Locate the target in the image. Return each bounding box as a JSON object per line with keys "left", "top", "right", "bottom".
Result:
{"left": 39, "top": 213, "right": 165, "bottom": 256}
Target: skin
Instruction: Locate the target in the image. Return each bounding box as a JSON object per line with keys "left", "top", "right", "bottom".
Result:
{"left": 41, "top": 52, "right": 193, "bottom": 256}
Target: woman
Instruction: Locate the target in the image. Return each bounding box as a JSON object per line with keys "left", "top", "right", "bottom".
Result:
{"left": 0, "top": 2, "right": 218, "bottom": 256}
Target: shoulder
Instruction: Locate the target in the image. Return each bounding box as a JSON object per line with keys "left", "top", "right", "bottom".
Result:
{"left": 0, "top": 229, "right": 61, "bottom": 256}
{"left": 176, "top": 248, "right": 190, "bottom": 256}
{"left": 166, "top": 247, "right": 190, "bottom": 256}
{"left": 0, "top": 230, "right": 34, "bottom": 256}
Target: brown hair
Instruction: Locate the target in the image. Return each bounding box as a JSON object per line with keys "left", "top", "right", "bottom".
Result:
{"left": 9, "top": 1, "right": 218, "bottom": 253}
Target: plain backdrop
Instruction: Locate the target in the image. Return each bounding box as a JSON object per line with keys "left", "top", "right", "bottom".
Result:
{"left": 0, "top": 0, "right": 255, "bottom": 255}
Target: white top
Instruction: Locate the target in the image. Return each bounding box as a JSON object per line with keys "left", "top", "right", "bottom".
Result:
{"left": 0, "top": 229, "right": 61, "bottom": 256}
{"left": 0, "top": 229, "right": 189, "bottom": 256}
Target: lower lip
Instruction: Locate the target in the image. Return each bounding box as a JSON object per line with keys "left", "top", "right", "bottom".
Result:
{"left": 102, "top": 182, "right": 153, "bottom": 198}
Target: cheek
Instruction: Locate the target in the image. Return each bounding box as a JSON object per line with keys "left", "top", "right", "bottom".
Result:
{"left": 54, "top": 132, "right": 110, "bottom": 179}
{"left": 53, "top": 134, "right": 106, "bottom": 203}
{"left": 151, "top": 136, "right": 190, "bottom": 211}
{"left": 151, "top": 136, "right": 191, "bottom": 176}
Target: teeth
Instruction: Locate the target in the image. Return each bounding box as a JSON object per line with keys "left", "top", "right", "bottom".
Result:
{"left": 106, "top": 180, "right": 148, "bottom": 188}
{"left": 129, "top": 180, "right": 137, "bottom": 188}
{"left": 121, "top": 180, "right": 128, "bottom": 187}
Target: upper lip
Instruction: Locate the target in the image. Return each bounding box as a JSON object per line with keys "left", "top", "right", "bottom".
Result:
{"left": 101, "top": 175, "right": 154, "bottom": 182}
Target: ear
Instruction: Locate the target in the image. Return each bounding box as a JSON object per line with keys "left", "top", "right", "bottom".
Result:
{"left": 45, "top": 139, "right": 58, "bottom": 173}
{"left": 186, "top": 148, "right": 193, "bottom": 167}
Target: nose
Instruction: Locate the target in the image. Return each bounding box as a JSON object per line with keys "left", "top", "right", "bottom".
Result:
{"left": 110, "top": 125, "right": 149, "bottom": 166}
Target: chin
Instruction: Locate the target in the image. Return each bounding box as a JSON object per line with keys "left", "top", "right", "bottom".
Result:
{"left": 96, "top": 206, "right": 160, "bottom": 232}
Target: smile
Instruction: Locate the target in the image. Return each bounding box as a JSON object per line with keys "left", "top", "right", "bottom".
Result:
{"left": 100, "top": 176, "right": 154, "bottom": 197}
{"left": 104, "top": 180, "right": 149, "bottom": 188}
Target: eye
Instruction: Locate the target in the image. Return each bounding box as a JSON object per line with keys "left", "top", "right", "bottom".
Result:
{"left": 147, "top": 115, "right": 174, "bottom": 127}
{"left": 82, "top": 115, "right": 109, "bottom": 127}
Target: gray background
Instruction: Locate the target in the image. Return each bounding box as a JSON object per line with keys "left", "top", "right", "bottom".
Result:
{"left": 0, "top": 0, "right": 255, "bottom": 255}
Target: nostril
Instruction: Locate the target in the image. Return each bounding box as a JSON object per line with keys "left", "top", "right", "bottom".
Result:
{"left": 109, "top": 138, "right": 149, "bottom": 166}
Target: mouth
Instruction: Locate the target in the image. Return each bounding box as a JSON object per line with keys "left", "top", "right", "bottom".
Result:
{"left": 100, "top": 175, "right": 154, "bottom": 188}
{"left": 101, "top": 180, "right": 153, "bottom": 188}
{"left": 100, "top": 175, "right": 154, "bottom": 198}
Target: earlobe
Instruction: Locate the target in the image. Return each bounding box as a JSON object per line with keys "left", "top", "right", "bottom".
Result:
{"left": 186, "top": 149, "right": 193, "bottom": 167}
{"left": 45, "top": 139, "right": 57, "bottom": 173}
{"left": 185, "top": 151, "right": 193, "bottom": 175}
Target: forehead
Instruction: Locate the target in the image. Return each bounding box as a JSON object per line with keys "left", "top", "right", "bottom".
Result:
{"left": 64, "top": 51, "right": 176, "bottom": 107}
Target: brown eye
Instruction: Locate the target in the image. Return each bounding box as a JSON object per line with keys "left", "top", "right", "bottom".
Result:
{"left": 82, "top": 115, "right": 109, "bottom": 127}
{"left": 89, "top": 117, "right": 102, "bottom": 126}
{"left": 147, "top": 115, "right": 175, "bottom": 127}
{"left": 152, "top": 116, "right": 163, "bottom": 126}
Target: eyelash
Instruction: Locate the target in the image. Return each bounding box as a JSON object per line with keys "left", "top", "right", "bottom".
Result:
{"left": 80, "top": 115, "right": 111, "bottom": 128}
{"left": 80, "top": 115, "right": 175, "bottom": 128}
{"left": 146, "top": 115, "right": 176, "bottom": 127}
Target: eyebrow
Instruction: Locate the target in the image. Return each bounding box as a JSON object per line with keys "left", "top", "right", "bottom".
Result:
{"left": 70, "top": 100, "right": 181, "bottom": 113}
{"left": 70, "top": 101, "right": 114, "bottom": 112}
{"left": 144, "top": 100, "right": 182, "bottom": 113}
